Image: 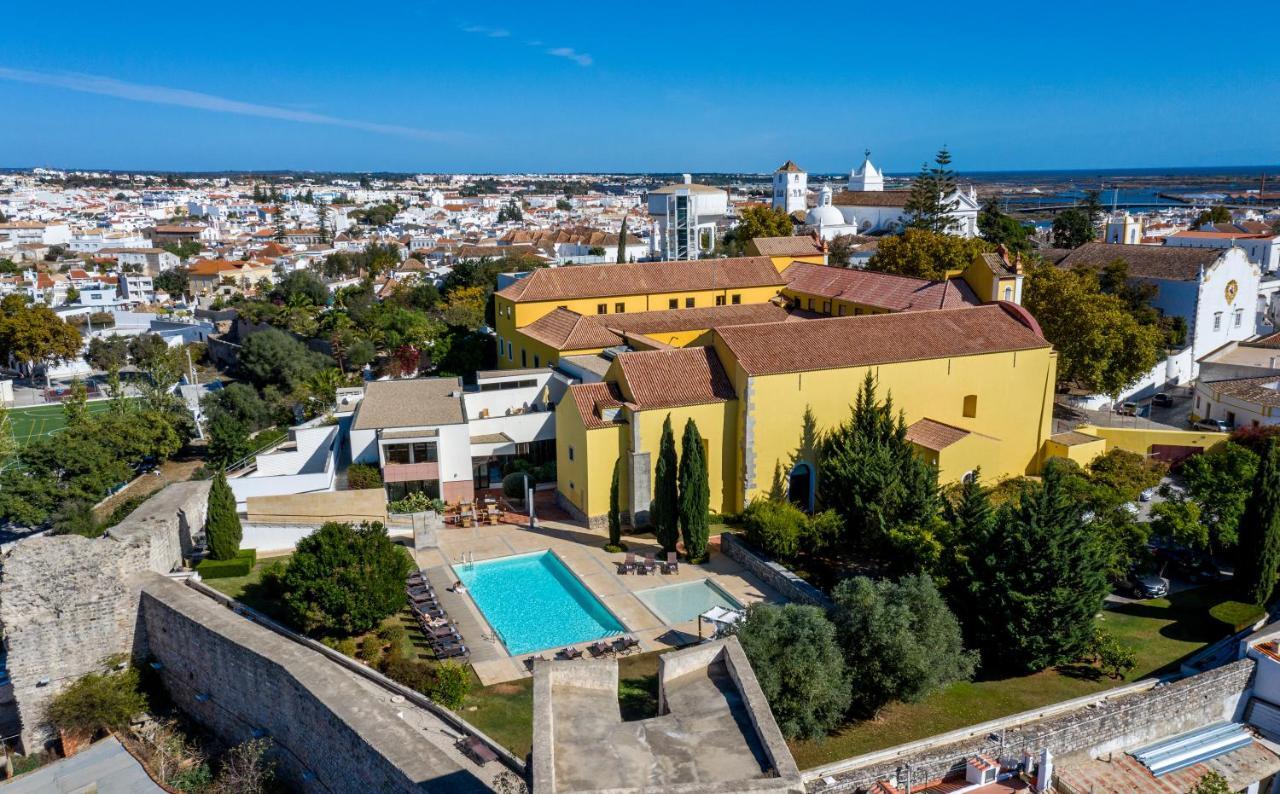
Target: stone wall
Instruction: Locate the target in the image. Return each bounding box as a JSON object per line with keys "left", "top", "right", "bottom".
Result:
{"left": 0, "top": 481, "right": 209, "bottom": 752}
{"left": 139, "top": 576, "right": 488, "bottom": 793}
{"left": 806, "top": 658, "right": 1256, "bottom": 792}
{"left": 720, "top": 533, "right": 833, "bottom": 609}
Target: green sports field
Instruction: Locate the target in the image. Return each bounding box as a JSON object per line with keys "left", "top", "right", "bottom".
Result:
{"left": 7, "top": 401, "right": 122, "bottom": 446}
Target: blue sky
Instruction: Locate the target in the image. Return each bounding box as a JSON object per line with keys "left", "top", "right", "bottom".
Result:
{"left": 1, "top": 1, "right": 1276, "bottom": 173}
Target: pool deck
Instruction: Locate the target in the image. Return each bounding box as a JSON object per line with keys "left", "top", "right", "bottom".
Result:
{"left": 415, "top": 520, "right": 783, "bottom": 685}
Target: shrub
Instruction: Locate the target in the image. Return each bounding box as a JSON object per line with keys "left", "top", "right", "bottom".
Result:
{"left": 196, "top": 548, "right": 256, "bottom": 579}
{"left": 427, "top": 661, "right": 472, "bottom": 709}
{"left": 388, "top": 492, "right": 444, "bottom": 514}
{"left": 377, "top": 624, "right": 406, "bottom": 646}
{"left": 502, "top": 471, "right": 528, "bottom": 499}
{"left": 359, "top": 634, "right": 383, "bottom": 663}
{"left": 742, "top": 499, "right": 807, "bottom": 560}
{"left": 206, "top": 469, "right": 243, "bottom": 561}
{"left": 346, "top": 463, "right": 383, "bottom": 490}
{"left": 47, "top": 665, "right": 147, "bottom": 737}
{"left": 380, "top": 655, "right": 434, "bottom": 692}
{"left": 336, "top": 637, "right": 358, "bottom": 657}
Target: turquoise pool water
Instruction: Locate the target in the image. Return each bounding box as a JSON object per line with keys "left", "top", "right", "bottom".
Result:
{"left": 635, "top": 579, "right": 743, "bottom": 624}
{"left": 455, "top": 551, "right": 625, "bottom": 655}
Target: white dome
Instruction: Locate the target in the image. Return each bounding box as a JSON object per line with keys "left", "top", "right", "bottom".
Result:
{"left": 806, "top": 205, "right": 847, "bottom": 227}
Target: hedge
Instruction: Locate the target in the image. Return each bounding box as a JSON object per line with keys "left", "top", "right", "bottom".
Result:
{"left": 196, "top": 548, "right": 257, "bottom": 579}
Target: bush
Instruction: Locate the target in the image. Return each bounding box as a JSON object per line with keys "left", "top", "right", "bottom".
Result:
{"left": 336, "top": 637, "right": 358, "bottom": 657}
{"left": 502, "top": 471, "right": 528, "bottom": 499}
{"left": 380, "top": 655, "right": 434, "bottom": 692}
{"left": 388, "top": 492, "right": 444, "bottom": 514}
{"left": 427, "top": 661, "right": 471, "bottom": 709}
{"left": 742, "top": 499, "right": 807, "bottom": 560}
{"left": 47, "top": 665, "right": 147, "bottom": 737}
{"left": 346, "top": 463, "right": 383, "bottom": 490}
{"left": 377, "top": 623, "right": 406, "bottom": 646}
{"left": 206, "top": 470, "right": 243, "bottom": 561}
{"left": 359, "top": 634, "right": 383, "bottom": 663}
{"left": 196, "top": 548, "right": 257, "bottom": 579}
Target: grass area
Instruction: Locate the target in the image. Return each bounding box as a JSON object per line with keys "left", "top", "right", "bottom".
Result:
{"left": 7, "top": 399, "right": 127, "bottom": 446}
{"left": 202, "top": 553, "right": 293, "bottom": 622}
{"left": 787, "top": 581, "right": 1262, "bottom": 769}
{"left": 464, "top": 651, "right": 663, "bottom": 758}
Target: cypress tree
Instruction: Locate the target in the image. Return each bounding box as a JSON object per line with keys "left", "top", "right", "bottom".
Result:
{"left": 616, "top": 216, "right": 629, "bottom": 263}
{"left": 1237, "top": 439, "right": 1280, "bottom": 606}
{"left": 943, "top": 470, "right": 997, "bottom": 650}
{"left": 206, "top": 469, "right": 243, "bottom": 561}
{"left": 651, "top": 414, "right": 680, "bottom": 554}
{"left": 678, "top": 418, "right": 710, "bottom": 563}
{"left": 606, "top": 459, "right": 625, "bottom": 552}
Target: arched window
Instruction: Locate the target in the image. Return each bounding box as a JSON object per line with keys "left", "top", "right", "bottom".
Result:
{"left": 963, "top": 394, "right": 978, "bottom": 418}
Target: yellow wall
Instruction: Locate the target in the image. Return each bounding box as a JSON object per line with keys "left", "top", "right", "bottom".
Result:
{"left": 718, "top": 338, "right": 1058, "bottom": 510}
{"left": 768, "top": 254, "right": 825, "bottom": 272}
{"left": 1042, "top": 436, "right": 1108, "bottom": 468}
{"left": 781, "top": 288, "right": 894, "bottom": 317}
{"left": 1074, "top": 425, "right": 1230, "bottom": 458}
{"left": 629, "top": 402, "right": 739, "bottom": 518}
{"left": 554, "top": 398, "right": 626, "bottom": 519}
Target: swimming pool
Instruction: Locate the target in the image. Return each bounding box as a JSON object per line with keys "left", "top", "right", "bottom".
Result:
{"left": 635, "top": 579, "right": 743, "bottom": 624}
{"left": 455, "top": 551, "right": 625, "bottom": 655}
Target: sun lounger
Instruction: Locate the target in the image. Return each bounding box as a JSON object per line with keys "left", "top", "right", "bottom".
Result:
{"left": 588, "top": 640, "right": 613, "bottom": 658}
{"left": 662, "top": 552, "right": 679, "bottom": 574}
{"left": 524, "top": 654, "right": 548, "bottom": 672}
{"left": 406, "top": 571, "right": 426, "bottom": 584}
{"left": 642, "top": 552, "right": 657, "bottom": 574}
{"left": 612, "top": 635, "right": 640, "bottom": 655}
{"left": 617, "top": 551, "right": 636, "bottom": 575}
{"left": 437, "top": 644, "right": 469, "bottom": 660}
{"left": 559, "top": 646, "right": 583, "bottom": 660}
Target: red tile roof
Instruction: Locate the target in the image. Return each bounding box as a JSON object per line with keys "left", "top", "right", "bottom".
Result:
{"left": 519, "top": 303, "right": 792, "bottom": 351}
{"left": 716, "top": 304, "right": 1048, "bottom": 377}
{"left": 749, "top": 236, "right": 825, "bottom": 257}
{"left": 615, "top": 346, "right": 736, "bottom": 410}
{"left": 782, "top": 261, "right": 980, "bottom": 312}
{"left": 905, "top": 418, "right": 971, "bottom": 451}
{"left": 494, "top": 256, "right": 785, "bottom": 302}
{"left": 568, "top": 382, "right": 626, "bottom": 430}
{"left": 832, "top": 190, "right": 911, "bottom": 207}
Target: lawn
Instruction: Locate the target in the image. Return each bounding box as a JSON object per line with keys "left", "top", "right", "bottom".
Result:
{"left": 7, "top": 400, "right": 128, "bottom": 446}
{"left": 786, "top": 581, "right": 1261, "bottom": 769}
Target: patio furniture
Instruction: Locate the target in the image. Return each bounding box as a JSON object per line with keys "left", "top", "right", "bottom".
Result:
{"left": 617, "top": 552, "right": 636, "bottom": 575}
{"left": 438, "top": 644, "right": 470, "bottom": 661}
{"left": 662, "top": 552, "right": 679, "bottom": 574}
{"left": 612, "top": 635, "right": 640, "bottom": 655}
{"left": 406, "top": 572, "right": 426, "bottom": 585}
{"left": 641, "top": 552, "right": 657, "bottom": 575}
{"left": 457, "top": 736, "right": 498, "bottom": 766}
{"left": 559, "top": 646, "right": 582, "bottom": 660}
{"left": 524, "top": 654, "right": 548, "bottom": 671}
{"left": 587, "top": 641, "right": 613, "bottom": 658}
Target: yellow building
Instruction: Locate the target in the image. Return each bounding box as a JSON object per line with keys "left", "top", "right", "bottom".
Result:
{"left": 556, "top": 303, "right": 1059, "bottom": 526}
{"left": 745, "top": 235, "right": 829, "bottom": 270}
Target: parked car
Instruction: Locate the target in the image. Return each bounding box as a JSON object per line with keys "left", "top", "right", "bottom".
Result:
{"left": 1115, "top": 401, "right": 1139, "bottom": 416}
{"left": 1193, "top": 418, "right": 1232, "bottom": 432}
{"left": 1122, "top": 502, "right": 1141, "bottom": 517}
{"left": 1126, "top": 571, "right": 1170, "bottom": 599}
{"left": 1152, "top": 392, "right": 1174, "bottom": 407}
{"left": 1140, "top": 487, "right": 1155, "bottom": 502}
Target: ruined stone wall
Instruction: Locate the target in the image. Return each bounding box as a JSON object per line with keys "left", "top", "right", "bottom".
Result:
{"left": 0, "top": 481, "right": 209, "bottom": 751}
{"left": 806, "top": 658, "right": 1256, "bottom": 792}
{"left": 139, "top": 576, "right": 479, "bottom": 792}
{"left": 720, "top": 533, "right": 833, "bottom": 609}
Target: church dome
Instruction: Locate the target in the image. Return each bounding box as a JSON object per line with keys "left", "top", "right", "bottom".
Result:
{"left": 806, "top": 204, "right": 846, "bottom": 227}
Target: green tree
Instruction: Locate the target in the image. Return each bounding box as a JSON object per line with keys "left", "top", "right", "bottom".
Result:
{"left": 63, "top": 379, "right": 89, "bottom": 428}
{"left": 678, "top": 418, "right": 710, "bottom": 563}
{"left": 977, "top": 197, "right": 1030, "bottom": 252}
{"left": 439, "top": 285, "right": 488, "bottom": 330}
{"left": 0, "top": 294, "right": 83, "bottom": 379}
{"left": 606, "top": 459, "right": 625, "bottom": 552}
{"left": 651, "top": 415, "right": 680, "bottom": 553}
{"left": 1192, "top": 205, "right": 1232, "bottom": 229}
{"left": 968, "top": 464, "right": 1110, "bottom": 671}
{"left": 730, "top": 604, "right": 850, "bottom": 740}
{"left": 831, "top": 574, "right": 976, "bottom": 716}
{"left": 865, "top": 228, "right": 988, "bottom": 281}
{"left": 942, "top": 471, "right": 997, "bottom": 646}
{"left": 47, "top": 664, "right": 147, "bottom": 738}
{"left": 271, "top": 270, "right": 327, "bottom": 307}
{"left": 616, "top": 215, "right": 629, "bottom": 263}
{"left": 498, "top": 199, "right": 523, "bottom": 223}
{"left": 1181, "top": 441, "right": 1258, "bottom": 552}
{"left": 87, "top": 335, "right": 131, "bottom": 402}
{"left": 1189, "top": 770, "right": 1232, "bottom": 794}
{"left": 279, "top": 521, "right": 414, "bottom": 635}
{"left": 556, "top": 198, "right": 572, "bottom": 211}
{"left": 723, "top": 205, "right": 793, "bottom": 255}
{"left": 1236, "top": 439, "right": 1280, "bottom": 606}
{"left": 239, "top": 328, "right": 331, "bottom": 391}
{"left": 206, "top": 469, "right": 243, "bottom": 560}
{"left": 1022, "top": 263, "right": 1163, "bottom": 395}
{"left": 1052, "top": 207, "right": 1095, "bottom": 248}
{"left": 818, "top": 373, "right": 939, "bottom": 560}
{"left": 153, "top": 267, "right": 190, "bottom": 298}
{"left": 903, "top": 147, "right": 960, "bottom": 233}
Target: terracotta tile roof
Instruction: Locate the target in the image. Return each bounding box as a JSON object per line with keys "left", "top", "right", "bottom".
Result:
{"left": 495, "top": 256, "right": 785, "bottom": 302}
{"left": 1056, "top": 242, "right": 1224, "bottom": 281}
{"left": 905, "top": 418, "right": 970, "bottom": 451}
{"left": 351, "top": 378, "right": 465, "bottom": 430}
{"left": 748, "top": 236, "right": 824, "bottom": 257}
{"left": 832, "top": 190, "right": 911, "bottom": 207}
{"left": 1243, "top": 331, "right": 1280, "bottom": 349}
{"left": 519, "top": 302, "right": 792, "bottom": 351}
{"left": 782, "top": 261, "right": 981, "bottom": 312}
{"left": 188, "top": 259, "right": 255, "bottom": 276}
{"left": 1173, "top": 230, "right": 1271, "bottom": 240}
{"left": 716, "top": 304, "right": 1049, "bottom": 377}
{"left": 1050, "top": 430, "right": 1104, "bottom": 446}
{"left": 151, "top": 224, "right": 205, "bottom": 234}
{"left": 1204, "top": 375, "right": 1280, "bottom": 408}
{"left": 775, "top": 160, "right": 804, "bottom": 173}
{"left": 568, "top": 382, "right": 626, "bottom": 430}
{"left": 615, "top": 346, "right": 736, "bottom": 410}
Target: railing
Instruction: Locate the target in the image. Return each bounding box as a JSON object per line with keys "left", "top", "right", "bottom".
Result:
{"left": 224, "top": 429, "right": 289, "bottom": 475}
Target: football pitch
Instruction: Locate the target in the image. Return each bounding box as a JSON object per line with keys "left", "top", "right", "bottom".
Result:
{"left": 7, "top": 401, "right": 121, "bottom": 446}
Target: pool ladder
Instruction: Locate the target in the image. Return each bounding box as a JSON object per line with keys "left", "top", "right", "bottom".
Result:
{"left": 459, "top": 551, "right": 475, "bottom": 571}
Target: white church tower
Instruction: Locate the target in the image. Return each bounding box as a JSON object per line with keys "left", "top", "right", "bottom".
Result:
{"left": 772, "top": 160, "right": 807, "bottom": 215}
{"left": 847, "top": 149, "right": 884, "bottom": 192}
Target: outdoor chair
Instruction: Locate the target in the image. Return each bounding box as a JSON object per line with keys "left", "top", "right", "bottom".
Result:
{"left": 559, "top": 646, "right": 583, "bottom": 660}
{"left": 612, "top": 636, "right": 640, "bottom": 655}
{"left": 641, "top": 553, "right": 657, "bottom": 575}
{"left": 524, "top": 654, "right": 548, "bottom": 671}
{"left": 617, "top": 551, "right": 636, "bottom": 575}
{"left": 662, "top": 552, "right": 678, "bottom": 574}
{"left": 588, "top": 641, "right": 612, "bottom": 658}
{"left": 438, "top": 644, "right": 470, "bottom": 661}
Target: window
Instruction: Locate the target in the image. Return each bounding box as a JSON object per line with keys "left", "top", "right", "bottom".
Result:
{"left": 1235, "top": 308, "right": 1243, "bottom": 328}
{"left": 731, "top": 294, "right": 741, "bottom": 305}
{"left": 1213, "top": 312, "right": 1223, "bottom": 331}
{"left": 684, "top": 297, "right": 695, "bottom": 308}
{"left": 410, "top": 442, "right": 438, "bottom": 463}
{"left": 838, "top": 305, "right": 845, "bottom": 316}
{"left": 822, "top": 301, "right": 831, "bottom": 314}
{"left": 507, "top": 341, "right": 513, "bottom": 361}
{"left": 669, "top": 299, "right": 678, "bottom": 309}
{"left": 385, "top": 444, "right": 412, "bottom": 464}
{"left": 384, "top": 442, "right": 437, "bottom": 465}
{"left": 521, "top": 349, "right": 527, "bottom": 367}
{"left": 715, "top": 295, "right": 726, "bottom": 306}
{"left": 533, "top": 355, "right": 540, "bottom": 367}
{"left": 597, "top": 303, "right": 607, "bottom": 314}
{"left": 386, "top": 479, "right": 440, "bottom": 502}
{"left": 614, "top": 302, "right": 624, "bottom": 313}
{"left": 854, "top": 307, "right": 863, "bottom": 316}
{"left": 478, "top": 378, "right": 539, "bottom": 392}
{"left": 963, "top": 394, "right": 978, "bottom": 418}
{"left": 1003, "top": 286, "right": 1013, "bottom": 301}
{"left": 568, "top": 446, "right": 575, "bottom": 461}
{"left": 807, "top": 298, "right": 814, "bottom": 310}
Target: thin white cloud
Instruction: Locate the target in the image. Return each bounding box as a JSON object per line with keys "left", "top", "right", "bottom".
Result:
{"left": 0, "top": 66, "right": 448, "bottom": 141}
{"left": 546, "top": 47, "right": 592, "bottom": 67}
{"left": 461, "top": 25, "right": 509, "bottom": 38}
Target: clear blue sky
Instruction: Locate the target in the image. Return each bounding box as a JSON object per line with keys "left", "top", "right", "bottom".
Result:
{"left": 2, "top": 1, "right": 1276, "bottom": 174}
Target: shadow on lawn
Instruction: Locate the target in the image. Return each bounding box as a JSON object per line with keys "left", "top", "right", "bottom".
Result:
{"left": 1102, "top": 584, "right": 1238, "bottom": 644}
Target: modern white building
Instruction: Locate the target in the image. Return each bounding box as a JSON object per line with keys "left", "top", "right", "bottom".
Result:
{"left": 647, "top": 175, "right": 728, "bottom": 260}
{"left": 771, "top": 161, "right": 807, "bottom": 215}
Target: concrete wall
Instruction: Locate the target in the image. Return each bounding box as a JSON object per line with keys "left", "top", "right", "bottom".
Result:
{"left": 1075, "top": 423, "right": 1230, "bottom": 457}
{"left": 244, "top": 489, "right": 388, "bottom": 529}
{"left": 806, "top": 658, "right": 1255, "bottom": 792}
{"left": 0, "top": 481, "right": 210, "bottom": 752}
{"left": 720, "top": 534, "right": 833, "bottom": 609}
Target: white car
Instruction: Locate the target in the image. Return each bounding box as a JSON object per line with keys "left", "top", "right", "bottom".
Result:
{"left": 1122, "top": 502, "right": 1141, "bottom": 517}
{"left": 1140, "top": 488, "right": 1155, "bottom": 502}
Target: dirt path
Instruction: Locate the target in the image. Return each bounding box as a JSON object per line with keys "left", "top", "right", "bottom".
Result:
{"left": 94, "top": 448, "right": 207, "bottom": 522}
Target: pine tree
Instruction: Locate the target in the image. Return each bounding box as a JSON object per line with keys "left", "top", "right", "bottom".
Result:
{"left": 606, "top": 459, "right": 625, "bottom": 551}
{"left": 273, "top": 202, "right": 286, "bottom": 242}
{"left": 678, "top": 418, "right": 710, "bottom": 563}
{"left": 904, "top": 147, "right": 960, "bottom": 234}
{"left": 651, "top": 414, "right": 680, "bottom": 554}
{"left": 943, "top": 470, "right": 998, "bottom": 649}
{"left": 616, "top": 216, "right": 629, "bottom": 263}
{"left": 1236, "top": 439, "right": 1280, "bottom": 606}
{"left": 206, "top": 469, "right": 243, "bottom": 561}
